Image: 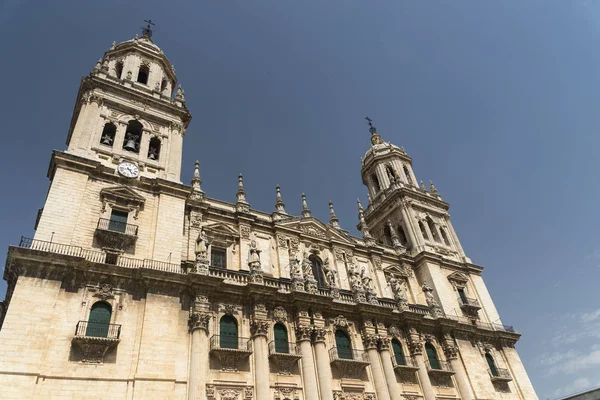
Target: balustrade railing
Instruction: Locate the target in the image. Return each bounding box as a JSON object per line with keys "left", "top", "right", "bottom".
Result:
{"left": 210, "top": 335, "right": 252, "bottom": 351}
{"left": 408, "top": 304, "right": 431, "bottom": 315}
{"left": 425, "top": 359, "right": 453, "bottom": 372}
{"left": 391, "top": 355, "right": 418, "bottom": 368}
{"left": 75, "top": 321, "right": 121, "bottom": 340}
{"left": 97, "top": 218, "right": 138, "bottom": 236}
{"left": 209, "top": 268, "right": 248, "bottom": 285}
{"left": 329, "top": 347, "right": 369, "bottom": 363}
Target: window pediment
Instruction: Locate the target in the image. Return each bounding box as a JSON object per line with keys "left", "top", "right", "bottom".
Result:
{"left": 100, "top": 186, "right": 145, "bottom": 218}
{"left": 447, "top": 272, "right": 469, "bottom": 286}
{"left": 203, "top": 223, "right": 239, "bottom": 248}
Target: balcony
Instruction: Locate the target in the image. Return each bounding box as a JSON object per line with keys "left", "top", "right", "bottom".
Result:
{"left": 268, "top": 340, "right": 301, "bottom": 375}
{"left": 209, "top": 335, "right": 252, "bottom": 372}
{"left": 391, "top": 355, "right": 419, "bottom": 371}
{"left": 458, "top": 296, "right": 481, "bottom": 312}
{"left": 71, "top": 321, "right": 121, "bottom": 363}
{"left": 329, "top": 347, "right": 370, "bottom": 379}
{"left": 426, "top": 359, "right": 455, "bottom": 376}
{"left": 489, "top": 367, "right": 513, "bottom": 382}
{"left": 94, "top": 218, "right": 138, "bottom": 251}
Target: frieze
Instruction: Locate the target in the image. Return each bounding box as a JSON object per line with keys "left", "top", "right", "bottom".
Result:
{"left": 272, "top": 306, "right": 287, "bottom": 323}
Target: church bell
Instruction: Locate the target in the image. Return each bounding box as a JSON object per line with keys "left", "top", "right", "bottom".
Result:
{"left": 124, "top": 139, "right": 137, "bottom": 151}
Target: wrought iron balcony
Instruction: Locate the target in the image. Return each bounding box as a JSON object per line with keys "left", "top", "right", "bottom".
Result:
{"left": 95, "top": 218, "right": 138, "bottom": 250}
{"left": 425, "top": 359, "right": 455, "bottom": 376}
{"left": 329, "top": 347, "right": 370, "bottom": 379}
{"left": 209, "top": 335, "right": 253, "bottom": 372}
{"left": 489, "top": 367, "right": 513, "bottom": 382}
{"left": 71, "top": 321, "right": 121, "bottom": 363}
{"left": 391, "top": 355, "right": 419, "bottom": 371}
{"left": 268, "top": 341, "right": 301, "bottom": 375}
{"left": 458, "top": 296, "right": 481, "bottom": 311}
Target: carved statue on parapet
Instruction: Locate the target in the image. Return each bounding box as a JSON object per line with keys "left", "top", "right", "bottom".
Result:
{"left": 193, "top": 228, "right": 210, "bottom": 275}
{"left": 300, "top": 252, "right": 318, "bottom": 294}
{"left": 348, "top": 261, "right": 367, "bottom": 303}
{"left": 388, "top": 275, "right": 409, "bottom": 310}
{"left": 422, "top": 283, "right": 444, "bottom": 318}
{"left": 322, "top": 257, "right": 340, "bottom": 299}
{"left": 248, "top": 239, "right": 264, "bottom": 284}
{"left": 289, "top": 252, "right": 305, "bottom": 292}
{"left": 361, "top": 266, "right": 379, "bottom": 305}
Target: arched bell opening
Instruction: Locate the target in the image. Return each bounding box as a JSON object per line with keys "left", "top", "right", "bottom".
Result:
{"left": 123, "top": 120, "right": 142, "bottom": 153}
{"left": 137, "top": 65, "right": 149, "bottom": 85}
{"left": 148, "top": 137, "right": 161, "bottom": 161}
{"left": 100, "top": 123, "right": 116, "bottom": 147}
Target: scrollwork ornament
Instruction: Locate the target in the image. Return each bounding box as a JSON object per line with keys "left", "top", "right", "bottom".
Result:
{"left": 313, "top": 328, "right": 328, "bottom": 343}
{"left": 296, "top": 324, "right": 313, "bottom": 342}
{"left": 250, "top": 318, "right": 270, "bottom": 338}
{"left": 219, "top": 389, "right": 241, "bottom": 400}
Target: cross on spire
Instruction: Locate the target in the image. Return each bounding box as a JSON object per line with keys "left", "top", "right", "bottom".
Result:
{"left": 365, "top": 116, "right": 377, "bottom": 134}
{"left": 141, "top": 19, "right": 155, "bottom": 38}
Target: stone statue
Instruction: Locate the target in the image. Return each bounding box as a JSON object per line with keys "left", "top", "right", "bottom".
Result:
{"left": 248, "top": 240, "right": 261, "bottom": 266}
{"left": 348, "top": 264, "right": 363, "bottom": 290}
{"left": 195, "top": 228, "right": 208, "bottom": 257}
{"left": 193, "top": 228, "right": 209, "bottom": 275}
{"left": 301, "top": 252, "right": 314, "bottom": 279}
{"left": 322, "top": 257, "right": 337, "bottom": 287}
{"left": 289, "top": 252, "right": 305, "bottom": 292}
{"left": 360, "top": 266, "right": 372, "bottom": 289}
{"left": 388, "top": 275, "right": 408, "bottom": 309}
{"left": 422, "top": 283, "right": 443, "bottom": 317}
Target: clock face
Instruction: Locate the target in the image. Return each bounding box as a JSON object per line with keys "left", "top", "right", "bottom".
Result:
{"left": 117, "top": 162, "right": 140, "bottom": 178}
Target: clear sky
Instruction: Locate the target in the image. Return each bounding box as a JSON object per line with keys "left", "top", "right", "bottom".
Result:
{"left": 1, "top": 1, "right": 599, "bottom": 398}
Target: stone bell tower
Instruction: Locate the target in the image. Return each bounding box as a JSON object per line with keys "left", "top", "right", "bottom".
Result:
{"left": 33, "top": 28, "right": 192, "bottom": 264}
{"left": 359, "top": 118, "right": 469, "bottom": 262}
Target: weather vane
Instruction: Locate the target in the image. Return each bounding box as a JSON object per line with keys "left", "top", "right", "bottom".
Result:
{"left": 141, "top": 19, "right": 155, "bottom": 38}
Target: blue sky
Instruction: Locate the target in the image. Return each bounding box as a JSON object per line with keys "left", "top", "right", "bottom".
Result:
{"left": 1, "top": 1, "right": 599, "bottom": 398}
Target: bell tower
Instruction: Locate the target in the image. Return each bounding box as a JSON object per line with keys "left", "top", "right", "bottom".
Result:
{"left": 359, "top": 118, "right": 469, "bottom": 263}
{"left": 65, "top": 28, "right": 191, "bottom": 182}
{"left": 33, "top": 28, "right": 192, "bottom": 265}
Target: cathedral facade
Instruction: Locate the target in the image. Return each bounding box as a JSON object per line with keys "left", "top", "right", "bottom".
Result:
{"left": 0, "top": 32, "right": 537, "bottom": 400}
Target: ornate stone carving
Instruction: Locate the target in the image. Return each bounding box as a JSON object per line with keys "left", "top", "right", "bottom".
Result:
{"left": 371, "top": 255, "right": 382, "bottom": 270}
{"left": 273, "top": 306, "right": 287, "bottom": 323}
{"left": 333, "top": 247, "right": 345, "bottom": 261}
{"left": 289, "top": 237, "right": 299, "bottom": 251}
{"left": 222, "top": 304, "right": 238, "bottom": 315}
{"left": 190, "top": 212, "right": 202, "bottom": 228}
{"left": 188, "top": 310, "right": 211, "bottom": 333}
{"left": 248, "top": 239, "right": 263, "bottom": 283}
{"left": 301, "top": 225, "right": 326, "bottom": 239}
{"left": 92, "top": 284, "right": 115, "bottom": 300}
{"left": 274, "top": 387, "right": 298, "bottom": 400}
{"left": 219, "top": 389, "right": 240, "bottom": 400}
{"left": 442, "top": 333, "right": 458, "bottom": 360}
{"left": 330, "top": 315, "right": 352, "bottom": 329}
{"left": 313, "top": 328, "right": 328, "bottom": 343}
{"left": 289, "top": 252, "right": 305, "bottom": 292}
{"left": 250, "top": 318, "right": 269, "bottom": 338}
{"left": 362, "top": 333, "right": 379, "bottom": 350}
{"left": 212, "top": 349, "right": 251, "bottom": 372}
{"left": 348, "top": 262, "right": 367, "bottom": 303}
{"left": 407, "top": 328, "right": 423, "bottom": 356}
{"left": 277, "top": 235, "right": 288, "bottom": 248}
{"left": 206, "top": 384, "right": 216, "bottom": 399}
{"left": 72, "top": 336, "right": 120, "bottom": 363}
{"left": 388, "top": 325, "right": 401, "bottom": 338}
{"left": 244, "top": 386, "right": 253, "bottom": 399}
{"left": 379, "top": 336, "right": 390, "bottom": 350}
{"left": 240, "top": 225, "right": 251, "bottom": 240}
{"left": 296, "top": 325, "right": 313, "bottom": 342}
{"left": 422, "top": 284, "right": 444, "bottom": 317}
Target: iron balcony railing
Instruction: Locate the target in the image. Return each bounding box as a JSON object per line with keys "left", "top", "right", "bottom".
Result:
{"left": 210, "top": 335, "right": 252, "bottom": 351}
{"left": 458, "top": 296, "right": 481, "bottom": 308}
{"left": 425, "top": 359, "right": 453, "bottom": 372}
{"left": 391, "top": 354, "right": 418, "bottom": 368}
{"left": 268, "top": 340, "right": 299, "bottom": 356}
{"left": 75, "top": 321, "right": 121, "bottom": 340}
{"left": 489, "top": 367, "right": 512, "bottom": 380}
{"left": 329, "top": 347, "right": 369, "bottom": 363}
{"left": 97, "top": 218, "right": 138, "bottom": 236}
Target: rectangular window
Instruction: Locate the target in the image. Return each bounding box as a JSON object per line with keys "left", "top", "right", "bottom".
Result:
{"left": 457, "top": 287, "right": 468, "bottom": 304}
{"left": 211, "top": 248, "right": 227, "bottom": 269}
{"left": 109, "top": 210, "right": 128, "bottom": 233}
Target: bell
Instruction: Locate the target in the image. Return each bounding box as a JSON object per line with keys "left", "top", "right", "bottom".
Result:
{"left": 124, "top": 139, "right": 137, "bottom": 151}
{"left": 148, "top": 148, "right": 158, "bottom": 160}
{"left": 101, "top": 134, "right": 113, "bottom": 146}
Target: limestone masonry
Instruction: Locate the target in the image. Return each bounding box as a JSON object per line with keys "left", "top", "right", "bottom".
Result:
{"left": 0, "top": 31, "right": 538, "bottom": 400}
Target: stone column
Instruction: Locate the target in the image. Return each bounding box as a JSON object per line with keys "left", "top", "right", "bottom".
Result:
{"left": 379, "top": 338, "right": 402, "bottom": 400}
{"left": 188, "top": 298, "right": 211, "bottom": 400}
{"left": 408, "top": 329, "right": 436, "bottom": 400}
{"left": 296, "top": 325, "right": 319, "bottom": 400}
{"left": 313, "top": 328, "right": 333, "bottom": 400}
{"left": 363, "top": 333, "right": 390, "bottom": 400}
{"left": 251, "top": 318, "right": 271, "bottom": 400}
{"left": 443, "top": 334, "right": 473, "bottom": 400}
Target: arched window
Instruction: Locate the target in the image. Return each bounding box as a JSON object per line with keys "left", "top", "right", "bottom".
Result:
{"left": 115, "top": 61, "right": 123, "bottom": 79}
{"left": 123, "top": 120, "right": 143, "bottom": 153}
{"left": 148, "top": 137, "right": 161, "bottom": 160}
{"left": 427, "top": 217, "right": 440, "bottom": 242}
{"left": 403, "top": 166, "right": 413, "bottom": 185}
{"left": 100, "top": 123, "right": 116, "bottom": 147}
{"left": 419, "top": 221, "right": 429, "bottom": 240}
{"left": 274, "top": 323, "right": 289, "bottom": 354}
{"left": 371, "top": 173, "right": 381, "bottom": 193}
{"left": 137, "top": 65, "right": 149, "bottom": 84}
{"left": 440, "top": 227, "right": 451, "bottom": 246}
{"left": 160, "top": 78, "right": 168, "bottom": 93}
{"left": 86, "top": 302, "right": 112, "bottom": 338}
{"left": 486, "top": 353, "right": 499, "bottom": 376}
{"left": 385, "top": 165, "right": 396, "bottom": 181}
{"left": 425, "top": 342, "right": 441, "bottom": 370}
{"left": 220, "top": 315, "right": 238, "bottom": 349}
{"left": 335, "top": 329, "right": 353, "bottom": 360}
{"left": 392, "top": 339, "right": 406, "bottom": 366}
{"left": 397, "top": 224, "right": 408, "bottom": 247}
{"left": 309, "top": 254, "right": 326, "bottom": 287}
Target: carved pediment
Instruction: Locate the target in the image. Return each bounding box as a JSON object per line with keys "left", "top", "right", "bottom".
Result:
{"left": 277, "top": 217, "right": 355, "bottom": 245}
{"left": 447, "top": 272, "right": 469, "bottom": 285}
{"left": 100, "top": 185, "right": 146, "bottom": 205}
{"left": 384, "top": 264, "right": 413, "bottom": 279}
{"left": 203, "top": 223, "right": 240, "bottom": 248}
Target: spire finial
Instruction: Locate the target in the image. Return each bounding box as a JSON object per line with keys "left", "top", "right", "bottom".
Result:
{"left": 189, "top": 160, "right": 204, "bottom": 201}
{"left": 141, "top": 19, "right": 155, "bottom": 38}
{"left": 329, "top": 201, "right": 340, "bottom": 228}
{"left": 357, "top": 198, "right": 373, "bottom": 239}
{"left": 274, "top": 185, "right": 287, "bottom": 214}
{"left": 365, "top": 116, "right": 383, "bottom": 145}
{"left": 301, "top": 193, "right": 311, "bottom": 218}
{"left": 236, "top": 173, "right": 250, "bottom": 212}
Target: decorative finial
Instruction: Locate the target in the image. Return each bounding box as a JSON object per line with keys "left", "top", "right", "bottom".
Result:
{"left": 329, "top": 201, "right": 340, "bottom": 228}
{"left": 365, "top": 116, "right": 383, "bottom": 146}
{"left": 236, "top": 174, "right": 250, "bottom": 212}
{"left": 301, "top": 193, "right": 311, "bottom": 218}
{"left": 141, "top": 19, "right": 155, "bottom": 38}
{"left": 110, "top": 41, "right": 116, "bottom": 50}
{"left": 189, "top": 160, "right": 204, "bottom": 201}
{"left": 429, "top": 180, "right": 438, "bottom": 195}
{"left": 275, "top": 185, "right": 286, "bottom": 214}
{"left": 387, "top": 220, "right": 403, "bottom": 249}
{"left": 420, "top": 180, "right": 426, "bottom": 190}
{"left": 357, "top": 199, "right": 372, "bottom": 239}
{"left": 175, "top": 84, "right": 185, "bottom": 102}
